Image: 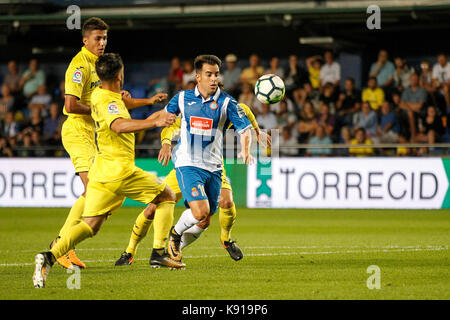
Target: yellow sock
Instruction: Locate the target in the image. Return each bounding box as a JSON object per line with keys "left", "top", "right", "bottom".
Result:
{"left": 50, "top": 221, "right": 93, "bottom": 259}
{"left": 219, "top": 203, "right": 237, "bottom": 244}
{"left": 125, "top": 210, "right": 153, "bottom": 256}
{"left": 58, "top": 195, "right": 86, "bottom": 237}
{"left": 153, "top": 201, "right": 175, "bottom": 249}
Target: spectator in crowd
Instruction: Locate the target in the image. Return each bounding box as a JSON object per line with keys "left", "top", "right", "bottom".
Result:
{"left": 349, "top": 127, "right": 374, "bottom": 156}
{"left": 23, "top": 106, "right": 43, "bottom": 137}
{"left": 319, "top": 50, "right": 340, "bottom": 91}
{"left": 318, "top": 83, "right": 337, "bottom": 112}
{"left": 336, "top": 126, "right": 352, "bottom": 156}
{"left": 27, "top": 84, "right": 52, "bottom": 117}
{"left": 52, "top": 80, "right": 66, "bottom": 108}
{"left": 306, "top": 55, "right": 322, "bottom": 91}
{"left": 419, "top": 60, "right": 439, "bottom": 108}
{"left": 168, "top": 56, "right": 184, "bottom": 95}
{"left": 256, "top": 103, "right": 277, "bottom": 130}
{"left": 362, "top": 76, "right": 385, "bottom": 111}
{"left": 280, "top": 126, "right": 298, "bottom": 156}
{"left": 378, "top": 101, "right": 400, "bottom": 143}
{"left": 43, "top": 102, "right": 63, "bottom": 145}
{"left": 3, "top": 111, "right": 19, "bottom": 139}
{"left": 369, "top": 49, "right": 395, "bottom": 90}
{"left": 19, "top": 58, "right": 46, "bottom": 99}
{"left": 182, "top": 60, "right": 196, "bottom": 89}
{"left": 297, "top": 101, "right": 317, "bottom": 143}
{"left": 238, "top": 82, "right": 260, "bottom": 114}
{"left": 265, "top": 56, "right": 284, "bottom": 78}
{"left": 316, "top": 103, "right": 336, "bottom": 139}
{"left": 222, "top": 53, "right": 241, "bottom": 97}
{"left": 184, "top": 80, "right": 196, "bottom": 91}
{"left": 393, "top": 57, "right": 414, "bottom": 93}
{"left": 400, "top": 73, "right": 427, "bottom": 138}
{"left": 240, "top": 53, "right": 264, "bottom": 87}
{"left": 0, "top": 84, "right": 15, "bottom": 117}
{"left": 284, "top": 54, "right": 309, "bottom": 98}
{"left": 431, "top": 53, "right": 450, "bottom": 109}
{"left": 3, "top": 60, "right": 22, "bottom": 95}
{"left": 411, "top": 105, "right": 444, "bottom": 145}
{"left": 353, "top": 101, "right": 378, "bottom": 139}
{"left": 336, "top": 77, "right": 361, "bottom": 128}
{"left": 276, "top": 99, "right": 297, "bottom": 131}
{"left": 0, "top": 136, "right": 13, "bottom": 157}
{"left": 292, "top": 82, "right": 319, "bottom": 111}
{"left": 307, "top": 125, "right": 333, "bottom": 157}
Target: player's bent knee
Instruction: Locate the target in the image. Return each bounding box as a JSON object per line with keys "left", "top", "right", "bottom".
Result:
{"left": 155, "top": 186, "right": 176, "bottom": 203}
{"left": 144, "top": 203, "right": 156, "bottom": 219}
{"left": 219, "top": 198, "right": 234, "bottom": 209}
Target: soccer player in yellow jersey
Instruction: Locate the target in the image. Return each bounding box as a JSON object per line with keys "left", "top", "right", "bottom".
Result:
{"left": 52, "top": 17, "right": 166, "bottom": 270}
{"left": 32, "top": 53, "right": 183, "bottom": 288}
{"left": 114, "top": 100, "right": 270, "bottom": 266}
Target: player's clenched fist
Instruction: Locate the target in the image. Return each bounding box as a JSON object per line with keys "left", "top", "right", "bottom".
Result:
{"left": 156, "top": 111, "right": 177, "bottom": 127}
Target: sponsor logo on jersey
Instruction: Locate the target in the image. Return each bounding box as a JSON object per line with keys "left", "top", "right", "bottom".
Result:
{"left": 90, "top": 80, "right": 101, "bottom": 89}
{"left": 107, "top": 103, "right": 120, "bottom": 114}
{"left": 236, "top": 104, "right": 246, "bottom": 118}
{"left": 187, "top": 101, "right": 196, "bottom": 106}
{"left": 72, "top": 70, "right": 83, "bottom": 83}
{"left": 190, "top": 116, "right": 213, "bottom": 136}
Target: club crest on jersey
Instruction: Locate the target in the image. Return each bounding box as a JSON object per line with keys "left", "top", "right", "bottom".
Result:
{"left": 72, "top": 70, "right": 83, "bottom": 84}
{"left": 190, "top": 116, "right": 213, "bottom": 136}
{"left": 210, "top": 101, "right": 218, "bottom": 110}
{"left": 107, "top": 103, "right": 120, "bottom": 114}
{"left": 191, "top": 187, "right": 199, "bottom": 197}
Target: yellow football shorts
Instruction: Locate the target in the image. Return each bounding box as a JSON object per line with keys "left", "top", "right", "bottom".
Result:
{"left": 61, "top": 117, "right": 96, "bottom": 173}
{"left": 83, "top": 167, "right": 166, "bottom": 217}
{"left": 163, "top": 167, "right": 232, "bottom": 202}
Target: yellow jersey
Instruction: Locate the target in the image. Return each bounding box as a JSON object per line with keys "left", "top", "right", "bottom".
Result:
{"left": 308, "top": 66, "right": 320, "bottom": 89}
{"left": 89, "top": 87, "right": 136, "bottom": 183}
{"left": 64, "top": 46, "right": 101, "bottom": 120}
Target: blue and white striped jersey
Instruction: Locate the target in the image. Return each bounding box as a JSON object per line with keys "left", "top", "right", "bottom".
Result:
{"left": 165, "top": 86, "right": 252, "bottom": 172}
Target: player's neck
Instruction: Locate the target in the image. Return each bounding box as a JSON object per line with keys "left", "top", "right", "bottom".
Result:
{"left": 100, "top": 82, "right": 121, "bottom": 94}
{"left": 197, "top": 86, "right": 215, "bottom": 100}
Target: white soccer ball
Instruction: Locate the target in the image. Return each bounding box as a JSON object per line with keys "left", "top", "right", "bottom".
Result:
{"left": 254, "top": 74, "right": 285, "bottom": 104}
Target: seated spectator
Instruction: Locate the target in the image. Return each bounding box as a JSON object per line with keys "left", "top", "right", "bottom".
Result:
{"left": 238, "top": 82, "right": 261, "bottom": 114}
{"left": 280, "top": 126, "right": 298, "bottom": 156}
{"left": 292, "top": 82, "right": 320, "bottom": 111}
{"left": 222, "top": 53, "right": 241, "bottom": 97}
{"left": 182, "top": 60, "right": 196, "bottom": 89}
{"left": 256, "top": 103, "right": 277, "bottom": 130}
{"left": 28, "top": 84, "right": 52, "bottom": 117}
{"left": 271, "top": 96, "right": 296, "bottom": 114}
{"left": 168, "top": 56, "right": 184, "bottom": 95}
{"left": 3, "top": 111, "right": 19, "bottom": 138}
{"left": 265, "top": 56, "right": 284, "bottom": 79}
{"left": 353, "top": 101, "right": 378, "bottom": 138}
{"left": 336, "top": 126, "right": 352, "bottom": 156}
{"left": 419, "top": 60, "right": 440, "bottom": 109}
{"left": 52, "top": 80, "right": 66, "bottom": 108}
{"left": 319, "top": 50, "right": 340, "bottom": 91}
{"left": 369, "top": 49, "right": 395, "bottom": 90}
{"left": 378, "top": 101, "right": 400, "bottom": 143}
{"left": 393, "top": 57, "right": 414, "bottom": 93}
{"left": 0, "top": 136, "right": 14, "bottom": 157}
{"left": 412, "top": 105, "right": 444, "bottom": 145}
{"left": 431, "top": 53, "right": 450, "bottom": 111}
{"left": 306, "top": 55, "right": 322, "bottom": 90}
{"left": 362, "top": 76, "right": 385, "bottom": 111}
{"left": 316, "top": 103, "right": 336, "bottom": 139}
{"left": 22, "top": 106, "right": 43, "bottom": 137}
{"left": 336, "top": 77, "right": 361, "bottom": 128}
{"left": 19, "top": 58, "right": 46, "bottom": 99}
{"left": 240, "top": 53, "right": 264, "bottom": 87}
{"left": 319, "top": 82, "right": 337, "bottom": 112}
{"left": 307, "top": 125, "right": 333, "bottom": 157}
{"left": 0, "top": 84, "right": 15, "bottom": 118}
{"left": 3, "top": 60, "right": 22, "bottom": 95}
{"left": 297, "top": 101, "right": 317, "bottom": 143}
{"left": 349, "top": 128, "right": 374, "bottom": 156}
{"left": 43, "top": 102, "right": 63, "bottom": 144}
{"left": 276, "top": 99, "right": 297, "bottom": 131}
{"left": 284, "top": 54, "right": 309, "bottom": 98}
{"left": 399, "top": 73, "right": 427, "bottom": 138}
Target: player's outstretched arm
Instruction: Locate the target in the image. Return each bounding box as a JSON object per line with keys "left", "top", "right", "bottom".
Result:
{"left": 158, "top": 116, "right": 181, "bottom": 166}
{"left": 64, "top": 94, "right": 92, "bottom": 115}
{"left": 121, "top": 92, "right": 168, "bottom": 110}
{"left": 110, "top": 110, "right": 176, "bottom": 134}
{"left": 237, "top": 128, "right": 254, "bottom": 165}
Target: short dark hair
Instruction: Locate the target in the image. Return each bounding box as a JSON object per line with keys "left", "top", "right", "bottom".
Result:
{"left": 95, "top": 53, "right": 123, "bottom": 82}
{"left": 194, "top": 54, "right": 222, "bottom": 73}
{"left": 82, "top": 17, "right": 109, "bottom": 37}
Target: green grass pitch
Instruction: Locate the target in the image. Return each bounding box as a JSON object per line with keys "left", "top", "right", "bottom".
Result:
{"left": 0, "top": 207, "right": 449, "bottom": 300}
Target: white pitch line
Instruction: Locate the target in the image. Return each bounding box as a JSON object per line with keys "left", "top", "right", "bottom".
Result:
{"left": 0, "top": 247, "right": 447, "bottom": 268}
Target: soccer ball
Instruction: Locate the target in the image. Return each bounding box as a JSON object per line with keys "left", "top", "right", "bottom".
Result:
{"left": 254, "top": 74, "right": 285, "bottom": 104}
